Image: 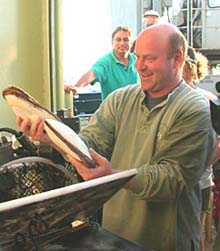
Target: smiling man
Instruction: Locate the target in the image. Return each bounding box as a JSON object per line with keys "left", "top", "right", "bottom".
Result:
{"left": 64, "top": 26, "right": 139, "bottom": 100}
{"left": 17, "top": 24, "right": 216, "bottom": 251}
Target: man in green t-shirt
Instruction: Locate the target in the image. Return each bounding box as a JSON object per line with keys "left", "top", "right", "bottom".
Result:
{"left": 64, "top": 26, "right": 139, "bottom": 100}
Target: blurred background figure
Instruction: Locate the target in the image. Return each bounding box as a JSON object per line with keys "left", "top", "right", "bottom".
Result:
{"left": 183, "top": 46, "right": 217, "bottom": 251}
{"left": 64, "top": 26, "right": 139, "bottom": 100}
{"left": 183, "top": 47, "right": 207, "bottom": 86}
{"left": 143, "top": 10, "right": 160, "bottom": 28}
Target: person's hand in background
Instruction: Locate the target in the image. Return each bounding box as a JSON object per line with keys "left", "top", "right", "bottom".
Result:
{"left": 64, "top": 84, "right": 78, "bottom": 95}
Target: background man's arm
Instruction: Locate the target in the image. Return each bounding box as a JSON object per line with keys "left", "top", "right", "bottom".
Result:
{"left": 64, "top": 70, "right": 96, "bottom": 94}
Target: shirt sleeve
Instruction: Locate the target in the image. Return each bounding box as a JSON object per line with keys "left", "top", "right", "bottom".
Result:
{"left": 79, "top": 93, "right": 117, "bottom": 160}
{"left": 91, "top": 57, "right": 108, "bottom": 85}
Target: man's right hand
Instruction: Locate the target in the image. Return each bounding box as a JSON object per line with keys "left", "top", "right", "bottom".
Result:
{"left": 16, "top": 116, "right": 52, "bottom": 145}
{"left": 64, "top": 85, "right": 78, "bottom": 95}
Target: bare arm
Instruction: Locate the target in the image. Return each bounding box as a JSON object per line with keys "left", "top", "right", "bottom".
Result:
{"left": 64, "top": 70, "right": 96, "bottom": 94}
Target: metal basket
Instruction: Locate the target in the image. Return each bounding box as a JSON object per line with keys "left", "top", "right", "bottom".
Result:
{"left": 0, "top": 157, "right": 77, "bottom": 203}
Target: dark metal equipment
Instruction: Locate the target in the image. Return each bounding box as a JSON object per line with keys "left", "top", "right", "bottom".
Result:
{"left": 73, "top": 92, "right": 102, "bottom": 115}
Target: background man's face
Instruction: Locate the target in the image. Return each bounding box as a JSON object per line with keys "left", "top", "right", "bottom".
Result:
{"left": 112, "top": 30, "right": 132, "bottom": 55}
{"left": 144, "top": 15, "right": 159, "bottom": 28}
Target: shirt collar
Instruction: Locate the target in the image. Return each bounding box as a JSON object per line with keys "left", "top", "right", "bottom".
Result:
{"left": 111, "top": 50, "right": 131, "bottom": 65}
{"left": 140, "top": 80, "right": 185, "bottom": 108}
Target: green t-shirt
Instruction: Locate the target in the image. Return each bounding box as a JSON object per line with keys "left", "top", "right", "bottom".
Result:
{"left": 91, "top": 50, "right": 139, "bottom": 99}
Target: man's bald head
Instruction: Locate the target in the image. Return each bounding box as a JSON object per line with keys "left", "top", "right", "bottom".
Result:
{"left": 134, "top": 23, "right": 188, "bottom": 97}
{"left": 136, "top": 23, "right": 188, "bottom": 62}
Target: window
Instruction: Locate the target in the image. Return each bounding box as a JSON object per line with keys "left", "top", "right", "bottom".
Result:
{"left": 62, "top": 0, "right": 112, "bottom": 93}
{"left": 208, "top": 0, "right": 220, "bottom": 8}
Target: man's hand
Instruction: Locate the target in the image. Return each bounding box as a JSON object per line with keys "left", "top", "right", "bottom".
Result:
{"left": 64, "top": 85, "right": 78, "bottom": 95}
{"left": 67, "top": 148, "right": 119, "bottom": 180}
{"left": 16, "top": 116, "right": 52, "bottom": 145}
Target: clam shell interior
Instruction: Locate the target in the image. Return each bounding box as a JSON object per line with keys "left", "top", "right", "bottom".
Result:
{"left": 5, "top": 95, "right": 57, "bottom": 121}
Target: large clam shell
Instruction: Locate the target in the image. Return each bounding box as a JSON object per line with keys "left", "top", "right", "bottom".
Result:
{"left": 44, "top": 119, "right": 96, "bottom": 168}
{"left": 2, "top": 85, "right": 59, "bottom": 121}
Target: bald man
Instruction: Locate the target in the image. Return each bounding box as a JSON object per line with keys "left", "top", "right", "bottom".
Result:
{"left": 130, "top": 10, "right": 160, "bottom": 53}
{"left": 17, "top": 24, "right": 216, "bottom": 251}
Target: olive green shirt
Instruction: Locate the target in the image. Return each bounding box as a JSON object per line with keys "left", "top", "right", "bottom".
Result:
{"left": 80, "top": 82, "right": 216, "bottom": 251}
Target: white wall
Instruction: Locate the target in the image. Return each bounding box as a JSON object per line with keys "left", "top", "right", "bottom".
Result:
{"left": 0, "top": 0, "right": 50, "bottom": 129}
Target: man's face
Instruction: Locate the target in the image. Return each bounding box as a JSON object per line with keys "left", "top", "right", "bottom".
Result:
{"left": 135, "top": 31, "right": 175, "bottom": 97}
{"left": 144, "top": 15, "right": 159, "bottom": 28}
{"left": 112, "top": 30, "right": 132, "bottom": 56}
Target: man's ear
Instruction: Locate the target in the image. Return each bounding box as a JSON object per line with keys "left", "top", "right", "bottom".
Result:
{"left": 173, "top": 49, "right": 184, "bottom": 68}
